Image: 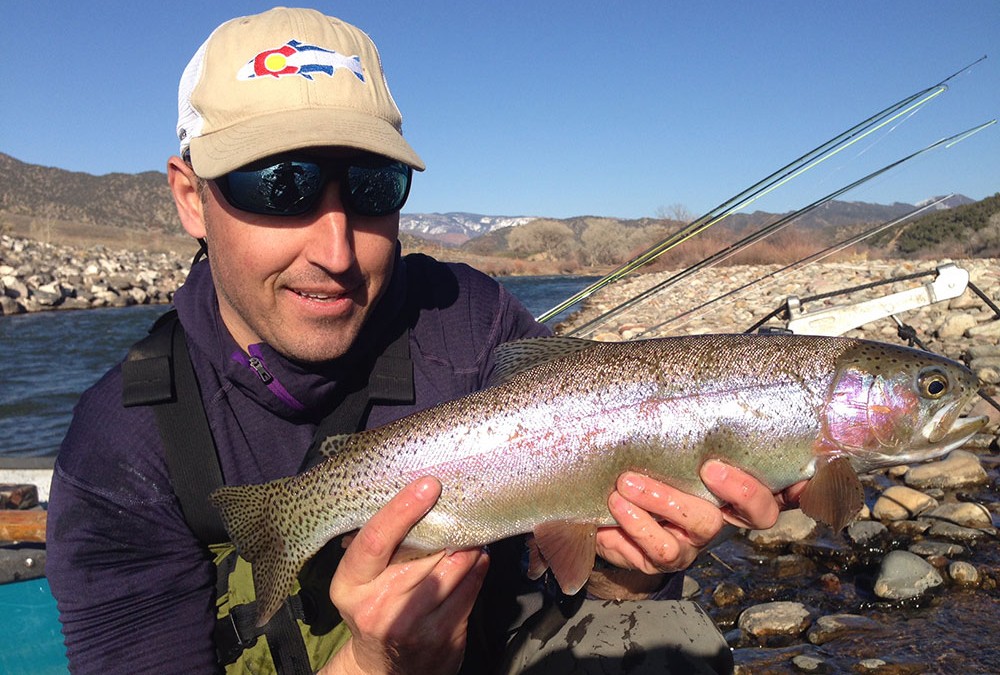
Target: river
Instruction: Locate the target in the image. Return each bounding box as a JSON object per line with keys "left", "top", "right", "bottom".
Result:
{"left": 0, "top": 275, "right": 596, "bottom": 458}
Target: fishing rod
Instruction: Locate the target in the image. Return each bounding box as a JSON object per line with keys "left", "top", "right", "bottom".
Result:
{"left": 566, "top": 120, "right": 994, "bottom": 338}
{"left": 644, "top": 196, "right": 954, "bottom": 337}
{"left": 535, "top": 57, "right": 986, "bottom": 325}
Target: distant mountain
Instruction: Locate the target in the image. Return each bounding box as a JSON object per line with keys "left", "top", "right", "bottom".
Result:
{"left": 0, "top": 152, "right": 179, "bottom": 232}
{"left": 401, "top": 212, "right": 535, "bottom": 245}
{"left": 1, "top": 152, "right": 989, "bottom": 262}
{"left": 916, "top": 194, "right": 975, "bottom": 210}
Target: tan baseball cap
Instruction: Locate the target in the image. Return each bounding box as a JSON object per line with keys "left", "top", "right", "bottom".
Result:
{"left": 176, "top": 7, "right": 424, "bottom": 179}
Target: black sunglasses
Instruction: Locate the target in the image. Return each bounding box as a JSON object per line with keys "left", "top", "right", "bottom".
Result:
{"left": 213, "top": 155, "right": 412, "bottom": 218}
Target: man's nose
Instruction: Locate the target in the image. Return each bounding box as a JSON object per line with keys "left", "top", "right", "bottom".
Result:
{"left": 302, "top": 182, "right": 356, "bottom": 273}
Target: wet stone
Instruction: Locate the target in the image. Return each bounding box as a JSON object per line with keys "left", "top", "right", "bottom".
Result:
{"left": 907, "top": 540, "right": 966, "bottom": 558}
{"left": 772, "top": 553, "right": 816, "bottom": 579}
{"left": 806, "top": 613, "right": 883, "bottom": 646}
{"left": 887, "top": 465, "right": 909, "bottom": 480}
{"left": 712, "top": 581, "right": 745, "bottom": 607}
{"left": 846, "top": 520, "right": 887, "bottom": 546}
{"left": 791, "top": 654, "right": 828, "bottom": 672}
{"left": 818, "top": 573, "right": 841, "bottom": 594}
{"left": 924, "top": 501, "right": 993, "bottom": 529}
{"left": 964, "top": 432, "right": 1000, "bottom": 449}
{"left": 681, "top": 574, "right": 701, "bottom": 599}
{"left": 874, "top": 550, "right": 944, "bottom": 600}
{"left": 925, "top": 520, "right": 991, "bottom": 543}
{"left": 738, "top": 601, "right": 812, "bottom": 641}
{"left": 948, "top": 560, "right": 980, "bottom": 587}
{"left": 904, "top": 451, "right": 987, "bottom": 489}
{"left": 747, "top": 509, "right": 817, "bottom": 547}
{"left": 872, "top": 485, "right": 938, "bottom": 521}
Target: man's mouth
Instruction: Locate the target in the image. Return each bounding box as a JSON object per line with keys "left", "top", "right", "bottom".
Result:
{"left": 293, "top": 289, "right": 342, "bottom": 301}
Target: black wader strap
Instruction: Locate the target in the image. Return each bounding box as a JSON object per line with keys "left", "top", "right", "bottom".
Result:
{"left": 299, "top": 324, "right": 414, "bottom": 471}
{"left": 124, "top": 312, "right": 312, "bottom": 673}
{"left": 123, "top": 311, "right": 228, "bottom": 544}
{"left": 124, "top": 309, "right": 415, "bottom": 674}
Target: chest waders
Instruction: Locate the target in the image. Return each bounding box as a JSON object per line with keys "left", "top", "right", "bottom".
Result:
{"left": 122, "top": 310, "right": 414, "bottom": 674}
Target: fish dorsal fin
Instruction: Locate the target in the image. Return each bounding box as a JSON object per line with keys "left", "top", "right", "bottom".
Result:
{"left": 490, "top": 336, "right": 595, "bottom": 387}
{"left": 799, "top": 456, "right": 864, "bottom": 532}
{"left": 529, "top": 520, "right": 598, "bottom": 595}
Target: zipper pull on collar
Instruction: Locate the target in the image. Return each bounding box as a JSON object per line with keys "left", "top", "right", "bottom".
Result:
{"left": 231, "top": 345, "right": 306, "bottom": 412}
{"left": 247, "top": 356, "right": 274, "bottom": 384}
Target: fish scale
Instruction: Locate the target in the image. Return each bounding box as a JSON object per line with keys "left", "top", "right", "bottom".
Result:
{"left": 210, "top": 333, "right": 987, "bottom": 626}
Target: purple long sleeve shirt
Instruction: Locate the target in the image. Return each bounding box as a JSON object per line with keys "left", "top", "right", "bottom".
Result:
{"left": 46, "top": 252, "right": 551, "bottom": 672}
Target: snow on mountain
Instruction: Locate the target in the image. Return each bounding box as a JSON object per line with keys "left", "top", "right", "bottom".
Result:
{"left": 400, "top": 212, "right": 535, "bottom": 245}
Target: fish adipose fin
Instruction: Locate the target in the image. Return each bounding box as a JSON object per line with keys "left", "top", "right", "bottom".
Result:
{"left": 490, "top": 337, "right": 595, "bottom": 387}
{"left": 527, "top": 521, "right": 598, "bottom": 595}
{"left": 210, "top": 478, "right": 310, "bottom": 627}
{"left": 798, "top": 456, "right": 865, "bottom": 532}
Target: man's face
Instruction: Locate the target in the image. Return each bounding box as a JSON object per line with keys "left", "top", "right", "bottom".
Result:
{"left": 198, "top": 153, "right": 401, "bottom": 363}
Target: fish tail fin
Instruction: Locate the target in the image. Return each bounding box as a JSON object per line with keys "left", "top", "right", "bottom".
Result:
{"left": 210, "top": 478, "right": 307, "bottom": 626}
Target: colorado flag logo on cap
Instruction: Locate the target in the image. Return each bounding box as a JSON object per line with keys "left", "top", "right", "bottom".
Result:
{"left": 237, "top": 39, "right": 365, "bottom": 81}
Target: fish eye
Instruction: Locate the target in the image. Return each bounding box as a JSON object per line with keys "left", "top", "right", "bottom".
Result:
{"left": 917, "top": 369, "right": 949, "bottom": 399}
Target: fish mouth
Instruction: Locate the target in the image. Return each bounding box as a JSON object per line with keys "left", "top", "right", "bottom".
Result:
{"left": 925, "top": 411, "right": 988, "bottom": 449}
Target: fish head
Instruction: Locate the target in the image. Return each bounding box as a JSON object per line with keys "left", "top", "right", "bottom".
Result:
{"left": 822, "top": 340, "right": 987, "bottom": 470}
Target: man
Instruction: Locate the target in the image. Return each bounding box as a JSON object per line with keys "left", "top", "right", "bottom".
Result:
{"left": 47, "top": 8, "right": 794, "bottom": 674}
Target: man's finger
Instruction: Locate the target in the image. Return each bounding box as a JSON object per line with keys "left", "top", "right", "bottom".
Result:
{"left": 615, "top": 473, "right": 724, "bottom": 547}
{"left": 606, "top": 491, "right": 691, "bottom": 573}
{"left": 337, "top": 476, "right": 441, "bottom": 586}
{"left": 700, "top": 461, "right": 779, "bottom": 530}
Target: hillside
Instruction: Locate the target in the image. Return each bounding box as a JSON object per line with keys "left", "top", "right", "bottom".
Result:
{"left": 1, "top": 151, "right": 995, "bottom": 271}
{"left": 873, "top": 192, "right": 1000, "bottom": 256}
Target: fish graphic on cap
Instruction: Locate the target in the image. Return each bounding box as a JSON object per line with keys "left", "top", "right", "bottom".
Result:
{"left": 237, "top": 39, "right": 365, "bottom": 81}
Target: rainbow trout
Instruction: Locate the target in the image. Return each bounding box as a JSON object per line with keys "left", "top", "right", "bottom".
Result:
{"left": 211, "top": 334, "right": 987, "bottom": 625}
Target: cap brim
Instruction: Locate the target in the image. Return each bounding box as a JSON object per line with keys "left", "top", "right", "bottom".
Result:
{"left": 189, "top": 107, "right": 425, "bottom": 178}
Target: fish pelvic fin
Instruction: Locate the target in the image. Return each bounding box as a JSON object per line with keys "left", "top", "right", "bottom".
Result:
{"left": 490, "top": 336, "right": 595, "bottom": 387}
{"left": 527, "top": 521, "right": 598, "bottom": 595}
{"left": 799, "top": 456, "right": 865, "bottom": 532}
{"left": 210, "top": 479, "right": 306, "bottom": 627}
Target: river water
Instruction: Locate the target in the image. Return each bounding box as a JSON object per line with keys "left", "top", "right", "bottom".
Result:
{"left": 0, "top": 275, "right": 596, "bottom": 458}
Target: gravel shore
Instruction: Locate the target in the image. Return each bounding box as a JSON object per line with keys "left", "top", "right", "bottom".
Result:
{"left": 1, "top": 234, "right": 190, "bottom": 314}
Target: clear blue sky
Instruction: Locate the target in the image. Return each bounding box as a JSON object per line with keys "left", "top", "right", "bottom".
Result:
{"left": 4, "top": 1, "right": 998, "bottom": 219}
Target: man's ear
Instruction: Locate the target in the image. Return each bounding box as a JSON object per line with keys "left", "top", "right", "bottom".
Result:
{"left": 167, "top": 156, "right": 207, "bottom": 239}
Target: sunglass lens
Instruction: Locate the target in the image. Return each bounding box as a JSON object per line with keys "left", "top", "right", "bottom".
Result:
{"left": 345, "top": 162, "right": 412, "bottom": 217}
{"left": 225, "top": 161, "right": 324, "bottom": 215}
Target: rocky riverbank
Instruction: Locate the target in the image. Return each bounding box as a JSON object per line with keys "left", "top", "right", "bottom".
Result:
{"left": 0, "top": 235, "right": 190, "bottom": 314}
{"left": 680, "top": 434, "right": 1000, "bottom": 673}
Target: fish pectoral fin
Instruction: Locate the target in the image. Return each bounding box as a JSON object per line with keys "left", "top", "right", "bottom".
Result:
{"left": 798, "top": 455, "right": 864, "bottom": 532}
{"left": 530, "top": 521, "right": 598, "bottom": 595}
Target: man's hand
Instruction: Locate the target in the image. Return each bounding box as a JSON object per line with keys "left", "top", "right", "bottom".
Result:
{"left": 321, "top": 477, "right": 489, "bottom": 675}
{"left": 595, "top": 461, "right": 805, "bottom": 576}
